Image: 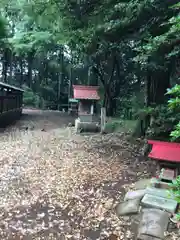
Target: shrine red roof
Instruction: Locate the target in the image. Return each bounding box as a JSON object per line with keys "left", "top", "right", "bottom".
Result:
{"left": 148, "top": 140, "right": 180, "bottom": 162}
{"left": 73, "top": 85, "right": 100, "bottom": 100}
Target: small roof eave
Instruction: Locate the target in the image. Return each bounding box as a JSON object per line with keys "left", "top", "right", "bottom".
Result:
{"left": 72, "top": 85, "right": 100, "bottom": 100}
{"left": 69, "top": 98, "right": 79, "bottom": 103}
{"left": 0, "top": 81, "right": 24, "bottom": 92}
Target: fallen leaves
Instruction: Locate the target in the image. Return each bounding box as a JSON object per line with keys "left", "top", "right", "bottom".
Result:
{"left": 0, "top": 110, "right": 159, "bottom": 239}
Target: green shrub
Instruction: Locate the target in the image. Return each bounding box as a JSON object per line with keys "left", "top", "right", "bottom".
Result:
{"left": 146, "top": 104, "right": 180, "bottom": 141}
{"left": 170, "top": 176, "right": 180, "bottom": 221}
{"left": 166, "top": 84, "right": 180, "bottom": 141}
{"left": 170, "top": 122, "right": 180, "bottom": 142}
{"left": 105, "top": 119, "right": 137, "bottom": 133}
{"left": 142, "top": 85, "right": 180, "bottom": 141}
{"left": 167, "top": 85, "right": 180, "bottom": 223}
{"left": 23, "top": 86, "right": 41, "bottom": 108}
{"left": 105, "top": 120, "right": 123, "bottom": 132}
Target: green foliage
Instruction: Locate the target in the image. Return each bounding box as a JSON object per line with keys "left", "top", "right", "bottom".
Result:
{"left": 169, "top": 176, "right": 180, "bottom": 222}
{"left": 9, "top": 31, "right": 52, "bottom": 54}
{"left": 168, "top": 97, "right": 180, "bottom": 109}
{"left": 23, "top": 86, "right": 40, "bottom": 108}
{"left": 167, "top": 84, "right": 180, "bottom": 96}
{"left": 145, "top": 85, "right": 180, "bottom": 141}
{"left": 170, "top": 176, "right": 180, "bottom": 202}
{"left": 169, "top": 85, "right": 180, "bottom": 223}
{"left": 133, "top": 1, "right": 180, "bottom": 75}
{"left": 167, "top": 84, "right": 180, "bottom": 141}
{"left": 0, "top": 15, "right": 7, "bottom": 39}
{"left": 136, "top": 107, "right": 154, "bottom": 119}
{"left": 146, "top": 105, "right": 179, "bottom": 140}
{"left": 105, "top": 119, "right": 137, "bottom": 133}
{"left": 170, "top": 122, "right": 180, "bottom": 142}
{"left": 105, "top": 120, "right": 123, "bottom": 133}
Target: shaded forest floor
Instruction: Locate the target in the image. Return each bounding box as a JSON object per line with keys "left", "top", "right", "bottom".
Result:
{"left": 0, "top": 109, "right": 158, "bottom": 239}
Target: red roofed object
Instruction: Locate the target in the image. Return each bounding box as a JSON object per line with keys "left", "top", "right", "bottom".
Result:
{"left": 148, "top": 140, "right": 180, "bottom": 162}
{"left": 73, "top": 85, "right": 100, "bottom": 100}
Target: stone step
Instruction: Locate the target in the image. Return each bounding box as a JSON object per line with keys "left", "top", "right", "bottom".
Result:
{"left": 124, "top": 187, "right": 175, "bottom": 202}
{"left": 141, "top": 194, "right": 178, "bottom": 214}
{"left": 145, "top": 187, "right": 175, "bottom": 200}
{"left": 116, "top": 198, "right": 140, "bottom": 216}
{"left": 124, "top": 189, "right": 146, "bottom": 201}
{"left": 137, "top": 208, "right": 169, "bottom": 239}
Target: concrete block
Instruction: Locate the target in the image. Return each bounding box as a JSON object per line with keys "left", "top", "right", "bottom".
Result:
{"left": 75, "top": 119, "right": 100, "bottom": 133}
{"left": 131, "top": 214, "right": 142, "bottom": 237}
{"left": 138, "top": 208, "right": 169, "bottom": 239}
{"left": 124, "top": 189, "right": 146, "bottom": 201}
{"left": 145, "top": 187, "right": 175, "bottom": 200}
{"left": 141, "top": 194, "right": 178, "bottom": 214}
{"left": 116, "top": 199, "right": 140, "bottom": 216}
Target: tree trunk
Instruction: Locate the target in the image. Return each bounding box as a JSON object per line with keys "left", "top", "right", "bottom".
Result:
{"left": 107, "top": 97, "right": 114, "bottom": 116}
{"left": 9, "top": 50, "right": 13, "bottom": 83}
{"left": 153, "top": 69, "right": 171, "bottom": 104}
{"left": 27, "top": 51, "right": 35, "bottom": 87}
{"left": 146, "top": 66, "right": 171, "bottom": 106}
{"left": 2, "top": 49, "right": 8, "bottom": 83}
{"left": 146, "top": 71, "right": 151, "bottom": 107}
{"left": 57, "top": 46, "right": 64, "bottom": 111}
{"left": 9, "top": 23, "right": 15, "bottom": 84}
{"left": 20, "top": 58, "right": 23, "bottom": 86}
{"left": 93, "top": 57, "right": 116, "bottom": 116}
{"left": 141, "top": 65, "right": 171, "bottom": 138}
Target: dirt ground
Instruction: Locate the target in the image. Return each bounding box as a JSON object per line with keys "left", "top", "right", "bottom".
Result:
{"left": 0, "top": 109, "right": 157, "bottom": 240}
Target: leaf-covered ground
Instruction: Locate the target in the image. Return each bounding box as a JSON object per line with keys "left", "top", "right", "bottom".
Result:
{"left": 0, "top": 110, "right": 157, "bottom": 239}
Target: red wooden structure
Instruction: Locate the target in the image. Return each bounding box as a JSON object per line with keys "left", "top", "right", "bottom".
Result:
{"left": 148, "top": 140, "right": 180, "bottom": 163}
{"left": 72, "top": 85, "right": 100, "bottom": 121}
{"left": 73, "top": 85, "right": 100, "bottom": 100}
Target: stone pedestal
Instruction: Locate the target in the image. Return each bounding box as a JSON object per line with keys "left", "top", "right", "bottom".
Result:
{"left": 150, "top": 178, "right": 171, "bottom": 190}
{"left": 116, "top": 199, "right": 140, "bottom": 216}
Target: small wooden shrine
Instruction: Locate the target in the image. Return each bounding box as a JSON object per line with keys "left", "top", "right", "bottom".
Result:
{"left": 72, "top": 85, "right": 100, "bottom": 123}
